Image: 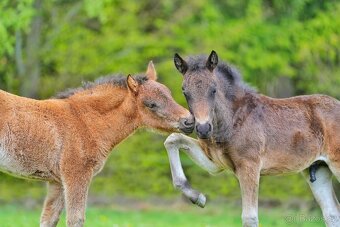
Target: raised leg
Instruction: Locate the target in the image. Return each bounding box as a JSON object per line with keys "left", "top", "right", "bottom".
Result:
{"left": 164, "top": 133, "right": 221, "bottom": 207}
{"left": 40, "top": 182, "right": 64, "bottom": 227}
{"left": 63, "top": 169, "right": 92, "bottom": 227}
{"left": 235, "top": 161, "right": 260, "bottom": 227}
{"left": 302, "top": 166, "right": 340, "bottom": 227}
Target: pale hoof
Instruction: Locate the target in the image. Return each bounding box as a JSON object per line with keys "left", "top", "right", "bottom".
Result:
{"left": 194, "top": 193, "right": 206, "bottom": 208}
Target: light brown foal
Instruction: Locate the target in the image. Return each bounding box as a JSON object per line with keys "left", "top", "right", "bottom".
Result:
{"left": 165, "top": 51, "right": 340, "bottom": 227}
{"left": 0, "top": 62, "right": 194, "bottom": 227}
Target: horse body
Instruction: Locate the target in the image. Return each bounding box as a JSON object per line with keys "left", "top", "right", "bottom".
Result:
{"left": 205, "top": 93, "right": 340, "bottom": 176}
{"left": 165, "top": 51, "right": 340, "bottom": 227}
{"left": 259, "top": 95, "right": 339, "bottom": 175}
{"left": 0, "top": 87, "right": 130, "bottom": 182}
{"left": 0, "top": 91, "right": 64, "bottom": 181}
{"left": 0, "top": 62, "right": 195, "bottom": 227}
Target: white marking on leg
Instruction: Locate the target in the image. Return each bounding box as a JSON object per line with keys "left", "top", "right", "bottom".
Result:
{"left": 164, "top": 133, "right": 221, "bottom": 207}
{"left": 236, "top": 161, "right": 260, "bottom": 227}
{"left": 166, "top": 133, "right": 221, "bottom": 174}
{"left": 302, "top": 167, "right": 340, "bottom": 227}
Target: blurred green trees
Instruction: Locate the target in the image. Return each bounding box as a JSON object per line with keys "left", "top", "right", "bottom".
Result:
{"left": 0, "top": 0, "right": 339, "bottom": 202}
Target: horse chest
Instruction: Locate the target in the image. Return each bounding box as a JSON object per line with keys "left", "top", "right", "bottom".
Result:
{"left": 203, "top": 144, "right": 234, "bottom": 171}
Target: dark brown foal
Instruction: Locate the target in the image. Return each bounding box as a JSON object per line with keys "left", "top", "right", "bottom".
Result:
{"left": 165, "top": 51, "right": 340, "bottom": 227}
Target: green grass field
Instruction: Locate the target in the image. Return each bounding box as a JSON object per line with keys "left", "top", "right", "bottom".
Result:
{"left": 0, "top": 203, "right": 325, "bottom": 227}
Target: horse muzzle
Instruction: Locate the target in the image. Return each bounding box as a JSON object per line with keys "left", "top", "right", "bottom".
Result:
{"left": 179, "top": 115, "right": 195, "bottom": 134}
{"left": 196, "top": 122, "right": 212, "bottom": 139}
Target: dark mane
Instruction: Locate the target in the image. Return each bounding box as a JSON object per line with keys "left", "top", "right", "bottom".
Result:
{"left": 186, "top": 55, "right": 256, "bottom": 95}
{"left": 55, "top": 74, "right": 148, "bottom": 99}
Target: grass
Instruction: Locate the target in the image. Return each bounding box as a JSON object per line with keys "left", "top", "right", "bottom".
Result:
{"left": 0, "top": 202, "right": 325, "bottom": 227}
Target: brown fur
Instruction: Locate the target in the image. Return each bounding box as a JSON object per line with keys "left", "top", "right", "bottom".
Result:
{"left": 203, "top": 94, "right": 340, "bottom": 175}
{"left": 0, "top": 62, "right": 193, "bottom": 227}
{"left": 172, "top": 51, "right": 340, "bottom": 227}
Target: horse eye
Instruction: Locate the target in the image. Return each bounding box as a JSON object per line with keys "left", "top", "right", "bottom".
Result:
{"left": 144, "top": 101, "right": 158, "bottom": 109}
{"left": 149, "top": 103, "right": 157, "bottom": 108}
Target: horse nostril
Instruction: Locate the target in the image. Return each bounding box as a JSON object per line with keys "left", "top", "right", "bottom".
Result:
{"left": 180, "top": 116, "right": 195, "bottom": 128}
{"left": 179, "top": 117, "right": 195, "bottom": 134}
{"left": 184, "top": 118, "right": 194, "bottom": 127}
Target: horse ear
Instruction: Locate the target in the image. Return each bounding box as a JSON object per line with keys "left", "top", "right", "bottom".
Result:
{"left": 206, "top": 50, "right": 218, "bottom": 72}
{"left": 146, "top": 61, "right": 157, "bottom": 81}
{"left": 127, "top": 74, "right": 139, "bottom": 94}
{"left": 174, "top": 53, "right": 188, "bottom": 75}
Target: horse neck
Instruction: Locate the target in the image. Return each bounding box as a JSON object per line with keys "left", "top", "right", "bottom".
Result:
{"left": 211, "top": 92, "right": 233, "bottom": 141}
{"left": 67, "top": 85, "right": 141, "bottom": 154}
{"left": 212, "top": 82, "right": 257, "bottom": 142}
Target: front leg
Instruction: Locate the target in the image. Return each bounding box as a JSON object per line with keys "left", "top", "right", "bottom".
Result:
{"left": 164, "top": 133, "right": 221, "bottom": 207}
{"left": 235, "top": 160, "right": 260, "bottom": 227}
{"left": 62, "top": 167, "right": 93, "bottom": 227}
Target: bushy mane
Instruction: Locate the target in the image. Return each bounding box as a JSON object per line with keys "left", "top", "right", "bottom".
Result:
{"left": 186, "top": 55, "right": 256, "bottom": 95}
{"left": 55, "top": 74, "right": 148, "bottom": 99}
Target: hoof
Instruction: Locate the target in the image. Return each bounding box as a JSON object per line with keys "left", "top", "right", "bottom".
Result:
{"left": 194, "top": 193, "right": 206, "bottom": 208}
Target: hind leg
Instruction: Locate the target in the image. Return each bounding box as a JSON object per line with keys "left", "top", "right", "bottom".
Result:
{"left": 329, "top": 163, "right": 340, "bottom": 182}
{"left": 302, "top": 166, "right": 340, "bottom": 227}
{"left": 40, "top": 182, "right": 64, "bottom": 227}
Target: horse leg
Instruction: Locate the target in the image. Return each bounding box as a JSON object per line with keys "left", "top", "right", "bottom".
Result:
{"left": 235, "top": 161, "right": 260, "bottom": 227}
{"left": 62, "top": 168, "right": 92, "bottom": 227}
{"left": 329, "top": 162, "right": 340, "bottom": 182}
{"left": 40, "top": 182, "right": 64, "bottom": 227}
{"left": 164, "top": 133, "right": 221, "bottom": 207}
{"left": 302, "top": 166, "right": 340, "bottom": 227}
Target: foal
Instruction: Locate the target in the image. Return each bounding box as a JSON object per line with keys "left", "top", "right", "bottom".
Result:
{"left": 164, "top": 51, "right": 340, "bottom": 227}
{"left": 0, "top": 62, "right": 194, "bottom": 227}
